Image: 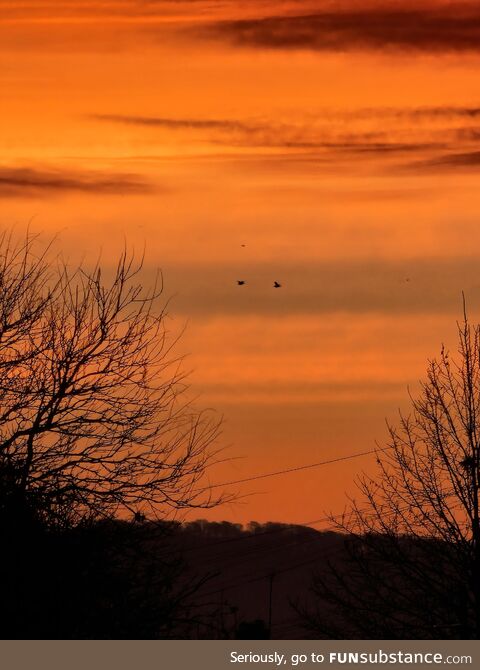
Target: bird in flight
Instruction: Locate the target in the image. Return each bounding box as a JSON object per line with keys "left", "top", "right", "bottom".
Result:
{"left": 237, "top": 280, "right": 246, "bottom": 286}
{"left": 273, "top": 281, "right": 282, "bottom": 288}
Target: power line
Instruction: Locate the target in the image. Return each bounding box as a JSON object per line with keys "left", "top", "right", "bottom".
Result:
{"left": 158, "top": 446, "right": 396, "bottom": 561}
{"left": 164, "top": 490, "right": 461, "bottom": 567}
{"left": 203, "top": 446, "right": 392, "bottom": 491}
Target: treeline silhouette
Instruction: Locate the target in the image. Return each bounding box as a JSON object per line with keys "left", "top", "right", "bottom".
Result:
{"left": 1, "top": 468, "right": 476, "bottom": 639}
{"left": 1, "top": 509, "right": 469, "bottom": 639}
{"left": 0, "top": 493, "right": 335, "bottom": 639}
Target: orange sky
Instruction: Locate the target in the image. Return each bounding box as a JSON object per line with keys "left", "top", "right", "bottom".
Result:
{"left": 3, "top": 0, "right": 480, "bottom": 526}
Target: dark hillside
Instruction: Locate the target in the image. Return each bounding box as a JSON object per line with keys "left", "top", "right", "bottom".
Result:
{"left": 164, "top": 521, "right": 346, "bottom": 639}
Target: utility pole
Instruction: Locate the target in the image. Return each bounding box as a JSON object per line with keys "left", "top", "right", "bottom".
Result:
{"left": 268, "top": 571, "right": 276, "bottom": 639}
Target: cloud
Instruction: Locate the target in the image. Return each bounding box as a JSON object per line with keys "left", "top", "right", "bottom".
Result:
{"left": 93, "top": 108, "right": 480, "bottom": 172}
{"left": 401, "top": 107, "right": 480, "bottom": 120}
{"left": 159, "top": 256, "right": 480, "bottom": 318}
{"left": 198, "top": 379, "right": 407, "bottom": 405}
{"left": 0, "top": 166, "right": 153, "bottom": 198}
{"left": 223, "top": 140, "right": 442, "bottom": 154}
{"left": 92, "top": 113, "right": 256, "bottom": 132}
{"left": 413, "top": 150, "right": 480, "bottom": 170}
{"left": 96, "top": 107, "right": 480, "bottom": 126}
{"left": 196, "top": 4, "right": 480, "bottom": 53}
{"left": 7, "top": 1, "right": 480, "bottom": 56}
{"left": 453, "top": 127, "right": 480, "bottom": 141}
{"left": 92, "top": 113, "right": 444, "bottom": 155}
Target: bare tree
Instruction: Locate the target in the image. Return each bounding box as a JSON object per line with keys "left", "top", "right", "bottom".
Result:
{"left": 304, "top": 304, "right": 480, "bottom": 638}
{"left": 0, "top": 231, "right": 223, "bottom": 529}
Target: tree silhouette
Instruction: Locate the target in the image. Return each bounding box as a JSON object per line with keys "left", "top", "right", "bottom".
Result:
{"left": 0, "top": 231, "right": 223, "bottom": 529}
{"left": 305, "top": 304, "right": 480, "bottom": 638}
{"left": 0, "top": 231, "right": 225, "bottom": 638}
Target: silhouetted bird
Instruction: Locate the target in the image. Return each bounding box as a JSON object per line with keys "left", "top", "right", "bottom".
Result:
{"left": 237, "top": 280, "right": 246, "bottom": 285}
{"left": 273, "top": 281, "right": 281, "bottom": 288}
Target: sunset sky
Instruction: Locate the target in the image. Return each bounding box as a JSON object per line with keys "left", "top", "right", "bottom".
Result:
{"left": 3, "top": 0, "right": 480, "bottom": 525}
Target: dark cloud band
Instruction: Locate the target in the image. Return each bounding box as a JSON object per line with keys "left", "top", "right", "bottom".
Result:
{"left": 0, "top": 166, "right": 153, "bottom": 198}
{"left": 196, "top": 5, "right": 480, "bottom": 53}
{"left": 414, "top": 150, "right": 480, "bottom": 170}
{"left": 160, "top": 256, "right": 480, "bottom": 317}
{"left": 92, "top": 114, "right": 256, "bottom": 132}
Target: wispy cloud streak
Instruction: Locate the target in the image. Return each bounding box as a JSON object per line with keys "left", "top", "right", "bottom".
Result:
{"left": 0, "top": 166, "right": 153, "bottom": 198}
{"left": 92, "top": 112, "right": 446, "bottom": 153}
{"left": 93, "top": 114, "right": 256, "bottom": 132}
{"left": 411, "top": 151, "right": 480, "bottom": 170}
